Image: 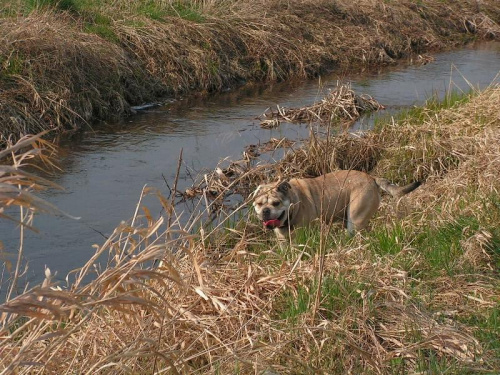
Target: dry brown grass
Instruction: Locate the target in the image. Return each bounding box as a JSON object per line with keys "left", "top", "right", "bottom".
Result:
{"left": 260, "top": 83, "right": 382, "bottom": 127}
{"left": 0, "top": 12, "right": 164, "bottom": 142}
{"left": 1, "top": 0, "right": 500, "bottom": 142}
{"left": 1, "top": 83, "right": 499, "bottom": 373}
{"left": 0, "top": 133, "right": 68, "bottom": 301}
{"left": 373, "top": 85, "right": 500, "bottom": 183}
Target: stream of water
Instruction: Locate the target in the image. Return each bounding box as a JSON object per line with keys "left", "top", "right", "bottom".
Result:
{"left": 1, "top": 41, "right": 499, "bottom": 293}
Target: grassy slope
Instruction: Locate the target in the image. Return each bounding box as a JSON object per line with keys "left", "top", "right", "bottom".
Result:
{"left": 1, "top": 0, "right": 500, "bottom": 142}
{"left": 1, "top": 85, "right": 499, "bottom": 373}
{"left": 273, "top": 87, "right": 500, "bottom": 373}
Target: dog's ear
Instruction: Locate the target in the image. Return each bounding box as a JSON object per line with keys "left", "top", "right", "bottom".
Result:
{"left": 277, "top": 181, "right": 291, "bottom": 194}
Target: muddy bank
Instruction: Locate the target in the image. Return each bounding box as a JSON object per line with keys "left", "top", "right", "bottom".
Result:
{"left": 1, "top": 0, "right": 500, "bottom": 142}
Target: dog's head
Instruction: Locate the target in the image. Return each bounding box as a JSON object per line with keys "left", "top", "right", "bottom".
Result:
{"left": 252, "top": 181, "right": 291, "bottom": 230}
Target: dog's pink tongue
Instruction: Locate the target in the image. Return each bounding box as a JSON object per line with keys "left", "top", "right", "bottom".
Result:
{"left": 264, "top": 219, "right": 281, "bottom": 228}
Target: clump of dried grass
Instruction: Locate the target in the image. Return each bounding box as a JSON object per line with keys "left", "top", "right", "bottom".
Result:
{"left": 0, "top": 12, "right": 164, "bottom": 144}
{"left": 260, "top": 83, "right": 382, "bottom": 127}
{"left": 468, "top": 13, "right": 500, "bottom": 38}
{"left": 373, "top": 86, "right": 500, "bottom": 183}
{"left": 376, "top": 302, "right": 482, "bottom": 363}
{"left": 279, "top": 131, "right": 380, "bottom": 177}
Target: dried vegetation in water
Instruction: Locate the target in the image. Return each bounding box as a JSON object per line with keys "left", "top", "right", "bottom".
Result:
{"left": 260, "top": 83, "right": 382, "bottom": 127}
{"left": 1, "top": 0, "right": 500, "bottom": 141}
{"left": 2, "top": 85, "right": 500, "bottom": 373}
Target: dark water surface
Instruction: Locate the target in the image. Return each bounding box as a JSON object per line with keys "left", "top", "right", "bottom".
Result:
{"left": 2, "top": 42, "right": 500, "bottom": 292}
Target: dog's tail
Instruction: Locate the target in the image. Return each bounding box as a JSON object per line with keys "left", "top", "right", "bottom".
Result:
{"left": 375, "top": 178, "right": 421, "bottom": 198}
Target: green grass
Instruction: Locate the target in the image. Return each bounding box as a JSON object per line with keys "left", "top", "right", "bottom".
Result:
{"left": 168, "top": 1, "right": 205, "bottom": 22}
{"left": 481, "top": 195, "right": 500, "bottom": 268}
{"left": 414, "top": 350, "right": 474, "bottom": 375}
{"left": 25, "top": 0, "right": 81, "bottom": 12}
{"left": 286, "top": 223, "right": 354, "bottom": 260}
{"left": 83, "top": 13, "right": 118, "bottom": 41}
{"left": 416, "top": 216, "right": 479, "bottom": 276}
{"left": 278, "top": 283, "right": 311, "bottom": 323}
{"left": 19, "top": 0, "right": 207, "bottom": 22}
{"left": 278, "top": 273, "right": 369, "bottom": 323}
{"left": 137, "top": 0, "right": 168, "bottom": 20}
{"left": 320, "top": 274, "right": 368, "bottom": 319}
{"left": 20, "top": 0, "right": 102, "bottom": 14}
{"left": 134, "top": 1, "right": 206, "bottom": 22}
{"left": 369, "top": 224, "right": 406, "bottom": 256}
{"left": 373, "top": 89, "right": 474, "bottom": 132}
{"left": 414, "top": 195, "right": 500, "bottom": 278}
{"left": 369, "top": 209, "right": 499, "bottom": 279}
{"left": 0, "top": 0, "right": 207, "bottom": 29}
{"left": 284, "top": 225, "right": 324, "bottom": 260}
{"left": 468, "top": 307, "right": 500, "bottom": 357}
{"left": 421, "top": 89, "right": 473, "bottom": 113}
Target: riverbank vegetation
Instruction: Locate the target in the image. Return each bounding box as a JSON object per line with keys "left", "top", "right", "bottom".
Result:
{"left": 1, "top": 0, "right": 500, "bottom": 142}
{"left": 1, "top": 81, "right": 499, "bottom": 373}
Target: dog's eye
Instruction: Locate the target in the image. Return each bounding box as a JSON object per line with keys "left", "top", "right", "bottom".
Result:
{"left": 272, "top": 201, "right": 280, "bottom": 207}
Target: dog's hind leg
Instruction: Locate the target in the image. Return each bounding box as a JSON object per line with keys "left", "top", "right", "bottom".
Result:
{"left": 345, "top": 204, "right": 357, "bottom": 236}
{"left": 346, "top": 192, "right": 380, "bottom": 235}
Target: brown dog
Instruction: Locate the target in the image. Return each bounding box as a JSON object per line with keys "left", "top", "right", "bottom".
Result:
{"left": 252, "top": 170, "right": 420, "bottom": 241}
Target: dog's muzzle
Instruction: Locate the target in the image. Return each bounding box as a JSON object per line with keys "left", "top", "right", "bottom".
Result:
{"left": 263, "top": 211, "right": 286, "bottom": 229}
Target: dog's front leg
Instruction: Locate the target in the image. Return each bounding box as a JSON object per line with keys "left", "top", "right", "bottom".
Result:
{"left": 274, "top": 227, "right": 289, "bottom": 242}
{"left": 274, "top": 227, "right": 291, "bottom": 251}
